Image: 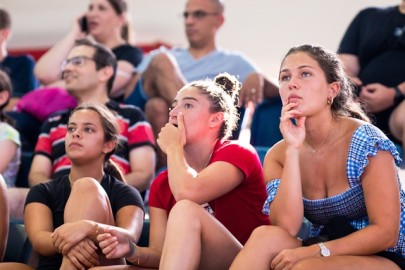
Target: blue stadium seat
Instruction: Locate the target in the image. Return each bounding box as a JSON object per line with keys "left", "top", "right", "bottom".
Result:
{"left": 16, "top": 151, "right": 34, "bottom": 188}
{"left": 250, "top": 97, "right": 283, "bottom": 148}
{"left": 5, "top": 111, "right": 41, "bottom": 152}
{"left": 137, "top": 219, "right": 150, "bottom": 247}
{"left": 255, "top": 146, "right": 269, "bottom": 165}
{"left": 4, "top": 219, "right": 32, "bottom": 264}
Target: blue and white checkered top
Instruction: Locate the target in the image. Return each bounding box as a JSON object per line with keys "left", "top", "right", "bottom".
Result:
{"left": 263, "top": 124, "right": 405, "bottom": 256}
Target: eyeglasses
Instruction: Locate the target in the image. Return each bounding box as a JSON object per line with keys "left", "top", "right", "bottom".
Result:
{"left": 61, "top": 56, "right": 96, "bottom": 71}
{"left": 182, "top": 10, "right": 219, "bottom": 20}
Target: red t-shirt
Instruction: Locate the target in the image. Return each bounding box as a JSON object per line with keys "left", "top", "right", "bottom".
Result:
{"left": 148, "top": 140, "right": 270, "bottom": 244}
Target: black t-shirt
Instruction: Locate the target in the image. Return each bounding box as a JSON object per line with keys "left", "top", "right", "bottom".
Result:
{"left": 338, "top": 6, "right": 405, "bottom": 86}
{"left": 0, "top": 55, "right": 39, "bottom": 97}
{"left": 111, "top": 44, "right": 143, "bottom": 102}
{"left": 112, "top": 44, "right": 143, "bottom": 68}
{"left": 338, "top": 6, "right": 405, "bottom": 137}
{"left": 25, "top": 174, "right": 144, "bottom": 270}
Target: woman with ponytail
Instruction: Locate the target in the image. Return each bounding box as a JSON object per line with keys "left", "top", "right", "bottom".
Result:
{"left": 92, "top": 73, "right": 270, "bottom": 270}
{"left": 0, "top": 103, "right": 144, "bottom": 270}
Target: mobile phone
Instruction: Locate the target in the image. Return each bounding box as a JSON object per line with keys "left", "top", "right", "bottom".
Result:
{"left": 79, "top": 16, "right": 88, "bottom": 33}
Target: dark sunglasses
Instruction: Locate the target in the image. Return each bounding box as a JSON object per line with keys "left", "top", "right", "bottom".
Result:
{"left": 182, "top": 10, "right": 219, "bottom": 19}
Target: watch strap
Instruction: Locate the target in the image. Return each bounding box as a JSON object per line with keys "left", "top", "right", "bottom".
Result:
{"left": 394, "top": 86, "right": 404, "bottom": 100}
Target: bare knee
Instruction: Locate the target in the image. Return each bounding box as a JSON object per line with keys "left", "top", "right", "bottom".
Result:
{"left": 143, "top": 53, "right": 177, "bottom": 86}
{"left": 168, "top": 200, "right": 204, "bottom": 226}
{"left": 250, "top": 225, "right": 292, "bottom": 243}
{"left": 145, "top": 97, "right": 169, "bottom": 115}
{"left": 147, "top": 53, "right": 176, "bottom": 74}
{"left": 145, "top": 97, "right": 169, "bottom": 136}
{"left": 71, "top": 177, "right": 101, "bottom": 194}
{"left": 170, "top": 200, "right": 201, "bottom": 217}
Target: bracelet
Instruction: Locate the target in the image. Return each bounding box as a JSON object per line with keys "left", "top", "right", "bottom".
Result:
{"left": 95, "top": 223, "right": 100, "bottom": 235}
{"left": 127, "top": 238, "right": 135, "bottom": 258}
{"left": 126, "top": 239, "right": 141, "bottom": 265}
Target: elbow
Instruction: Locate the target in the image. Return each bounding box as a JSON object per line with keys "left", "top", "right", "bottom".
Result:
{"left": 377, "top": 224, "right": 399, "bottom": 250}
{"left": 172, "top": 188, "right": 200, "bottom": 203}
{"left": 28, "top": 172, "right": 38, "bottom": 187}
{"left": 34, "top": 67, "right": 60, "bottom": 86}
{"left": 271, "top": 216, "right": 303, "bottom": 237}
{"left": 126, "top": 170, "right": 155, "bottom": 192}
{"left": 28, "top": 172, "right": 49, "bottom": 187}
{"left": 172, "top": 189, "right": 189, "bottom": 202}
{"left": 385, "top": 232, "right": 399, "bottom": 249}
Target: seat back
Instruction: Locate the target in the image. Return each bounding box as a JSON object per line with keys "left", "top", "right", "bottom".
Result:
{"left": 255, "top": 146, "right": 269, "bottom": 165}
{"left": 16, "top": 151, "right": 34, "bottom": 188}
{"left": 137, "top": 219, "right": 150, "bottom": 247}
{"left": 250, "top": 97, "right": 283, "bottom": 148}
{"left": 3, "top": 219, "right": 32, "bottom": 264}
{"left": 5, "top": 111, "right": 41, "bottom": 152}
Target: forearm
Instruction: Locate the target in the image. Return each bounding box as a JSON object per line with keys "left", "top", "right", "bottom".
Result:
{"left": 0, "top": 181, "right": 8, "bottom": 261}
{"left": 124, "top": 170, "right": 154, "bottom": 192}
{"left": 127, "top": 246, "right": 162, "bottom": 268}
{"left": 270, "top": 147, "right": 304, "bottom": 235}
{"left": 323, "top": 224, "right": 397, "bottom": 256}
{"left": 0, "top": 212, "right": 8, "bottom": 261}
{"left": 34, "top": 31, "right": 78, "bottom": 84}
{"left": 31, "top": 231, "right": 59, "bottom": 256}
{"left": 338, "top": 54, "right": 360, "bottom": 78}
{"left": 110, "top": 62, "right": 134, "bottom": 99}
{"left": 166, "top": 146, "right": 198, "bottom": 200}
{"left": 29, "top": 172, "right": 51, "bottom": 187}
{"left": 92, "top": 220, "right": 139, "bottom": 244}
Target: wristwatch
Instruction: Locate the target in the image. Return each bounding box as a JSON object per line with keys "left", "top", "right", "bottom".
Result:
{"left": 394, "top": 86, "right": 404, "bottom": 101}
{"left": 318, "top": 242, "right": 330, "bottom": 257}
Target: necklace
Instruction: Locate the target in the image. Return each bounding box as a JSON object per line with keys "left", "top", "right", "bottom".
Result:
{"left": 305, "top": 126, "right": 334, "bottom": 153}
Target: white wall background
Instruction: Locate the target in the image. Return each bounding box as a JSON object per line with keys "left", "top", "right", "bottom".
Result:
{"left": 1, "top": 0, "right": 400, "bottom": 79}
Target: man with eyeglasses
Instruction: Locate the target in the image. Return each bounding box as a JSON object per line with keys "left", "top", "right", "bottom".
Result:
{"left": 29, "top": 38, "right": 156, "bottom": 198}
{"left": 125, "top": 0, "right": 279, "bottom": 169}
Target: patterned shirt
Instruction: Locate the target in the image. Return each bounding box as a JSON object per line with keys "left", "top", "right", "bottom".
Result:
{"left": 0, "top": 122, "right": 21, "bottom": 187}
{"left": 263, "top": 124, "right": 405, "bottom": 256}
{"left": 34, "top": 101, "right": 155, "bottom": 178}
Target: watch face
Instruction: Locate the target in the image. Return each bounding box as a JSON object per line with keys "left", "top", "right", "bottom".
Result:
{"left": 321, "top": 248, "right": 330, "bottom": 257}
{"left": 319, "top": 243, "right": 330, "bottom": 257}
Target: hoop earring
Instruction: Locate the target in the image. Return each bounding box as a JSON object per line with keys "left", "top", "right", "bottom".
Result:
{"left": 327, "top": 97, "right": 333, "bottom": 105}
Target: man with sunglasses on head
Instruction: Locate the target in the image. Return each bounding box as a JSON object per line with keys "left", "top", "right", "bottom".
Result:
{"left": 125, "top": 0, "right": 279, "bottom": 169}
{"left": 29, "top": 38, "right": 156, "bottom": 198}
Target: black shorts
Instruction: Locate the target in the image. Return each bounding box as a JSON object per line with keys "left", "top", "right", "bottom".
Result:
{"left": 302, "top": 217, "right": 405, "bottom": 268}
{"left": 377, "top": 251, "right": 405, "bottom": 269}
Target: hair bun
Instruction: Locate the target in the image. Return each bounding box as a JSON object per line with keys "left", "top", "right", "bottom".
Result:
{"left": 214, "top": 72, "right": 241, "bottom": 98}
